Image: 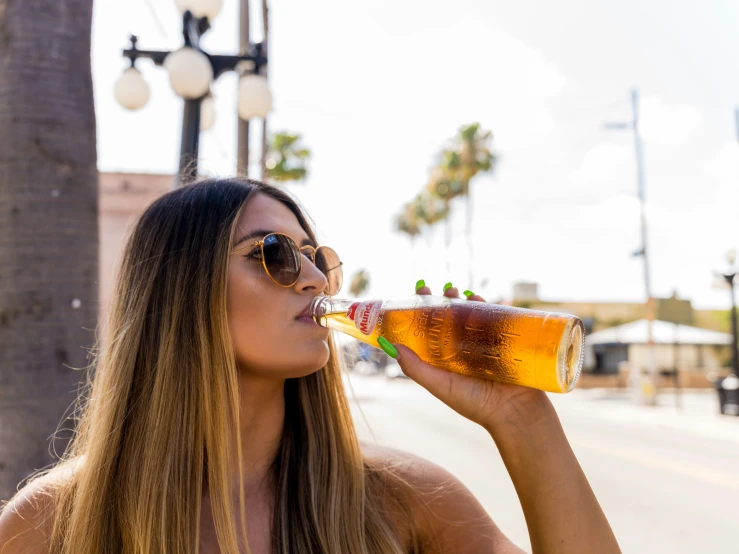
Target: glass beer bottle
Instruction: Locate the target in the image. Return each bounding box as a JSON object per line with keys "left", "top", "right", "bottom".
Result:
{"left": 309, "top": 295, "right": 585, "bottom": 393}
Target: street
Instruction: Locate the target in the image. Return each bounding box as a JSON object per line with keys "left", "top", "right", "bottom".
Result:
{"left": 347, "top": 373, "right": 739, "bottom": 554}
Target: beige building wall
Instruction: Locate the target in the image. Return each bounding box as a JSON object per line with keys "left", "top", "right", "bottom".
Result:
{"left": 98, "top": 172, "right": 174, "bottom": 334}
{"left": 527, "top": 300, "right": 645, "bottom": 331}
{"left": 627, "top": 343, "right": 727, "bottom": 372}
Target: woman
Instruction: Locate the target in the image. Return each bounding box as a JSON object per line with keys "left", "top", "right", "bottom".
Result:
{"left": 0, "top": 178, "right": 621, "bottom": 553}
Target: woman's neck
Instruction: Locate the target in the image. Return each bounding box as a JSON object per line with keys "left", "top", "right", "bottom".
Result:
{"left": 202, "top": 374, "right": 285, "bottom": 501}
{"left": 236, "top": 374, "right": 285, "bottom": 497}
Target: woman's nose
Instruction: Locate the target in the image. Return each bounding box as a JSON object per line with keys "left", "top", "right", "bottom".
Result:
{"left": 295, "top": 254, "right": 328, "bottom": 293}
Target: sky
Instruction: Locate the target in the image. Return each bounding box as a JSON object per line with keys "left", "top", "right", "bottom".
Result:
{"left": 93, "top": 0, "right": 739, "bottom": 310}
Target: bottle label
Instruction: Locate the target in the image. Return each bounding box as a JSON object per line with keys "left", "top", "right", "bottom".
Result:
{"left": 347, "top": 300, "right": 382, "bottom": 335}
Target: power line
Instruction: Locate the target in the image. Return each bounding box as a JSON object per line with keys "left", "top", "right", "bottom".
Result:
{"left": 142, "top": 0, "right": 170, "bottom": 41}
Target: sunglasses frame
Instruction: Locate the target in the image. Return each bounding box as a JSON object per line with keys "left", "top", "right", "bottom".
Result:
{"left": 232, "top": 232, "right": 343, "bottom": 295}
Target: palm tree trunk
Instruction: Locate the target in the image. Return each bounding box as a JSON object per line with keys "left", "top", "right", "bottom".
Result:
{"left": 260, "top": 0, "right": 269, "bottom": 180}
{"left": 410, "top": 236, "right": 417, "bottom": 280}
{"left": 444, "top": 201, "right": 452, "bottom": 275}
{"left": 0, "top": 0, "right": 98, "bottom": 501}
{"left": 466, "top": 186, "right": 474, "bottom": 291}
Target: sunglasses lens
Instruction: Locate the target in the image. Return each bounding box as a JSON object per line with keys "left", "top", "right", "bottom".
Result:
{"left": 315, "top": 246, "right": 343, "bottom": 296}
{"left": 262, "top": 234, "right": 301, "bottom": 286}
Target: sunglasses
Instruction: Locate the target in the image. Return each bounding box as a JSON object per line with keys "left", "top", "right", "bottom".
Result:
{"left": 232, "top": 232, "right": 343, "bottom": 296}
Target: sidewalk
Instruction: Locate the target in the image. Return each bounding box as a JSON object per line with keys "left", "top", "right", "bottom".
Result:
{"left": 550, "top": 388, "right": 739, "bottom": 444}
{"left": 345, "top": 372, "right": 739, "bottom": 444}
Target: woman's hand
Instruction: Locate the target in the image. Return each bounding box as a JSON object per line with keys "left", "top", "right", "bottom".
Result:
{"left": 392, "top": 281, "right": 551, "bottom": 432}
{"left": 386, "top": 282, "right": 623, "bottom": 553}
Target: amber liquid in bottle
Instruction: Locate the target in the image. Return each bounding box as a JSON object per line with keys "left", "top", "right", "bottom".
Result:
{"left": 314, "top": 296, "right": 584, "bottom": 393}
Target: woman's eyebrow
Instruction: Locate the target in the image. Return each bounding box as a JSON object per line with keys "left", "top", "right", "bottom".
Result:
{"left": 234, "top": 229, "right": 316, "bottom": 248}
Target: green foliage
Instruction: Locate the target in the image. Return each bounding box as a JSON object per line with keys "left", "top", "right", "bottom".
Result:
{"left": 264, "top": 132, "right": 311, "bottom": 183}
{"left": 439, "top": 122, "right": 496, "bottom": 199}
{"left": 394, "top": 192, "right": 450, "bottom": 240}
{"left": 393, "top": 122, "right": 496, "bottom": 240}
{"left": 349, "top": 269, "right": 370, "bottom": 297}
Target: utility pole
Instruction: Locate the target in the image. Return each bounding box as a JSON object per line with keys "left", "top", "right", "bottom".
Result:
{"left": 605, "top": 88, "right": 658, "bottom": 406}
{"left": 238, "top": 0, "right": 250, "bottom": 176}
{"left": 632, "top": 89, "right": 658, "bottom": 406}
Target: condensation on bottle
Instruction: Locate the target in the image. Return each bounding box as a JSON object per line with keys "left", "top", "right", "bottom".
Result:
{"left": 309, "top": 295, "right": 585, "bottom": 393}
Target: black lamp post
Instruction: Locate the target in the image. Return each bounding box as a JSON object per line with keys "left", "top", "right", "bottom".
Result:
{"left": 711, "top": 250, "right": 739, "bottom": 416}
{"left": 114, "top": 3, "right": 270, "bottom": 185}
{"left": 721, "top": 252, "right": 739, "bottom": 378}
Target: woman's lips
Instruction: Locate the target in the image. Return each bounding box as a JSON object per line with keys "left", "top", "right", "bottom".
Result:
{"left": 295, "top": 315, "right": 319, "bottom": 326}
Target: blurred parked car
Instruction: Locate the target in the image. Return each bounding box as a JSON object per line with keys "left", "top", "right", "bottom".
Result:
{"left": 384, "top": 360, "right": 408, "bottom": 379}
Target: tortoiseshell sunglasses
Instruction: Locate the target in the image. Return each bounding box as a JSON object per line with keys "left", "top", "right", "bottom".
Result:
{"left": 232, "top": 232, "right": 343, "bottom": 296}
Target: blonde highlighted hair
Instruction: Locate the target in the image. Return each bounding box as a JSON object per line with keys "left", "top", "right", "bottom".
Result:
{"left": 7, "top": 178, "right": 420, "bottom": 553}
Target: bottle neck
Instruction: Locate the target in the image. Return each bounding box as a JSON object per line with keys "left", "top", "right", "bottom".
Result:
{"left": 309, "top": 296, "right": 358, "bottom": 326}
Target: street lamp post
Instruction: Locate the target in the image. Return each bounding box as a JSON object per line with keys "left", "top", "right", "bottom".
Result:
{"left": 722, "top": 249, "right": 739, "bottom": 377}
{"left": 711, "top": 249, "right": 739, "bottom": 416}
{"left": 114, "top": 0, "right": 272, "bottom": 185}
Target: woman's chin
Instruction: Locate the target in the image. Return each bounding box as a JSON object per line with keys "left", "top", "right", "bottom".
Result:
{"left": 237, "top": 339, "right": 332, "bottom": 378}
{"left": 284, "top": 342, "right": 331, "bottom": 378}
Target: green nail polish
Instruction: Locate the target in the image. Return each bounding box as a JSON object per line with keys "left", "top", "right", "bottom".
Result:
{"left": 443, "top": 282, "right": 453, "bottom": 292}
{"left": 415, "top": 279, "right": 426, "bottom": 292}
{"left": 463, "top": 290, "right": 474, "bottom": 298}
{"left": 377, "top": 337, "right": 398, "bottom": 359}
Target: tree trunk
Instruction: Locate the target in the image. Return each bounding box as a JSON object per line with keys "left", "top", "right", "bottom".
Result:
{"left": 410, "top": 235, "right": 416, "bottom": 280}
{"left": 444, "top": 201, "right": 452, "bottom": 276}
{"left": 466, "top": 186, "right": 474, "bottom": 291}
{"left": 0, "top": 0, "right": 98, "bottom": 501}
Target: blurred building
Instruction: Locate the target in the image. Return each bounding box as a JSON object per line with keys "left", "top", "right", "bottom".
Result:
{"left": 511, "top": 281, "right": 730, "bottom": 334}
{"left": 512, "top": 281, "right": 539, "bottom": 302}
{"left": 584, "top": 319, "right": 732, "bottom": 376}
{"left": 511, "top": 281, "right": 735, "bottom": 385}
{"left": 98, "top": 172, "right": 174, "bottom": 330}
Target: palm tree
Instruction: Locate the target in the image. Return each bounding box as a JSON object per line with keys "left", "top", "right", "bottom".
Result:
{"left": 427, "top": 151, "right": 462, "bottom": 274}
{"left": 0, "top": 0, "right": 98, "bottom": 501}
{"left": 349, "top": 270, "right": 370, "bottom": 297}
{"left": 425, "top": 124, "right": 496, "bottom": 288}
{"left": 394, "top": 201, "right": 422, "bottom": 276}
{"left": 264, "top": 132, "right": 311, "bottom": 183}
{"left": 455, "top": 123, "right": 496, "bottom": 290}
{"left": 394, "top": 192, "right": 449, "bottom": 276}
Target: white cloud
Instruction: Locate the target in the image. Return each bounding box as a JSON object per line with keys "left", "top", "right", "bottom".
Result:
{"left": 702, "top": 141, "right": 739, "bottom": 234}
{"left": 639, "top": 97, "right": 703, "bottom": 147}
{"left": 566, "top": 142, "right": 633, "bottom": 194}
{"left": 93, "top": 0, "right": 737, "bottom": 309}
{"left": 706, "top": 141, "right": 739, "bottom": 185}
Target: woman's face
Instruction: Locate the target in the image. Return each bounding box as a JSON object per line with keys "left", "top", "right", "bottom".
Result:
{"left": 226, "top": 193, "right": 332, "bottom": 378}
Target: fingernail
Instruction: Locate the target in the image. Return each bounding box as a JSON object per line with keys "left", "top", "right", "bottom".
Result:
{"left": 463, "top": 290, "right": 474, "bottom": 298}
{"left": 415, "top": 279, "right": 426, "bottom": 292}
{"left": 443, "top": 282, "right": 453, "bottom": 292}
{"left": 377, "top": 336, "right": 398, "bottom": 359}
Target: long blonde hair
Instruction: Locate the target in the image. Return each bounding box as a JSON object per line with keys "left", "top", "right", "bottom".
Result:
{"left": 10, "top": 178, "right": 419, "bottom": 553}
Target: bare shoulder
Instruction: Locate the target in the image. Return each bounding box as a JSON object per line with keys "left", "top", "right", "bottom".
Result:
{"left": 0, "top": 459, "right": 80, "bottom": 554}
{"left": 0, "top": 475, "right": 57, "bottom": 553}
{"left": 361, "top": 442, "right": 526, "bottom": 554}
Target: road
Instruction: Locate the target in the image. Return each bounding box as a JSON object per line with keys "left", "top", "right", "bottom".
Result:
{"left": 346, "top": 374, "right": 739, "bottom": 554}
